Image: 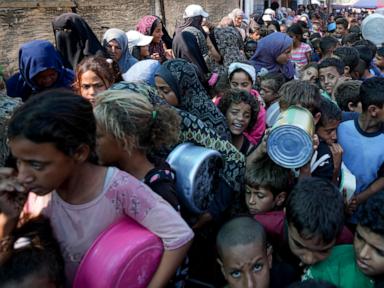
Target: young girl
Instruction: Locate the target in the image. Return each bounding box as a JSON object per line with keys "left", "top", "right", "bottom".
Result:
{"left": 0, "top": 216, "right": 65, "bottom": 287}
{"left": 0, "top": 89, "right": 193, "bottom": 286}
{"left": 227, "top": 62, "right": 266, "bottom": 145}
{"left": 73, "top": 56, "right": 118, "bottom": 104}
{"left": 218, "top": 89, "right": 259, "bottom": 156}
{"left": 300, "top": 62, "right": 319, "bottom": 84}
{"left": 287, "top": 24, "right": 312, "bottom": 73}
{"left": 93, "top": 89, "right": 180, "bottom": 210}
{"left": 259, "top": 72, "right": 286, "bottom": 127}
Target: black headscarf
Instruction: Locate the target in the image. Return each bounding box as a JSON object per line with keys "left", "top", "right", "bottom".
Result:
{"left": 52, "top": 13, "right": 107, "bottom": 70}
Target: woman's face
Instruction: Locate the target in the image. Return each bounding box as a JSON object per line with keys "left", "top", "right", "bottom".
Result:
{"left": 154, "top": 76, "right": 179, "bottom": 106}
{"left": 225, "top": 101, "right": 252, "bottom": 136}
{"left": 106, "top": 39, "right": 122, "bottom": 62}
{"left": 152, "top": 22, "right": 164, "bottom": 43}
{"left": 9, "top": 137, "right": 80, "bottom": 196}
{"left": 33, "top": 68, "right": 58, "bottom": 89}
{"left": 234, "top": 15, "right": 243, "bottom": 27}
{"left": 79, "top": 70, "right": 108, "bottom": 105}
{"left": 230, "top": 71, "right": 253, "bottom": 93}
{"left": 276, "top": 46, "right": 292, "bottom": 65}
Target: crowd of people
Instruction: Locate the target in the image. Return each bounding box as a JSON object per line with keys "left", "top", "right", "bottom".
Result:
{"left": 0, "top": 2, "right": 383, "bottom": 288}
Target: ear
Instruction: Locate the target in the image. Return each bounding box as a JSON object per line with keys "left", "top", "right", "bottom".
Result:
{"left": 347, "top": 101, "right": 355, "bottom": 112}
{"left": 217, "top": 258, "right": 227, "bottom": 280}
{"left": 73, "top": 144, "right": 90, "bottom": 163}
{"left": 274, "top": 192, "right": 287, "bottom": 207}
{"left": 313, "top": 112, "right": 321, "bottom": 125}
{"left": 368, "top": 104, "right": 380, "bottom": 117}
{"left": 344, "top": 66, "right": 351, "bottom": 76}
{"left": 267, "top": 244, "right": 273, "bottom": 268}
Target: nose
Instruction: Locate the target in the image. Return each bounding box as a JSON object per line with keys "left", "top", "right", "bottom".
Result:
{"left": 16, "top": 163, "right": 34, "bottom": 185}
{"left": 245, "top": 272, "right": 256, "bottom": 288}
{"left": 248, "top": 193, "right": 257, "bottom": 205}
{"left": 331, "top": 130, "right": 337, "bottom": 141}
{"left": 359, "top": 244, "right": 371, "bottom": 260}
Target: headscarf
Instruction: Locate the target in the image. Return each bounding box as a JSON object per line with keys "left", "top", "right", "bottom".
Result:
{"left": 228, "top": 62, "right": 256, "bottom": 84}
{"left": 155, "top": 59, "right": 230, "bottom": 140}
{"left": 136, "top": 15, "right": 166, "bottom": 62}
{"left": 52, "top": 13, "right": 107, "bottom": 70}
{"left": 109, "top": 81, "right": 245, "bottom": 196}
{"left": 122, "top": 59, "right": 160, "bottom": 86}
{"left": 250, "top": 32, "right": 294, "bottom": 80}
{"left": 6, "top": 40, "right": 74, "bottom": 101}
{"left": 102, "top": 28, "right": 138, "bottom": 74}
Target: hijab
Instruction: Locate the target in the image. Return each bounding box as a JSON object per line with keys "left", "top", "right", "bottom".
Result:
{"left": 136, "top": 15, "right": 166, "bottom": 62}
{"left": 102, "top": 28, "right": 138, "bottom": 74}
{"left": 122, "top": 59, "right": 160, "bottom": 86}
{"left": 155, "top": 59, "right": 230, "bottom": 140}
{"left": 250, "top": 32, "right": 295, "bottom": 80}
{"left": 6, "top": 40, "right": 74, "bottom": 101}
{"left": 52, "top": 13, "right": 107, "bottom": 70}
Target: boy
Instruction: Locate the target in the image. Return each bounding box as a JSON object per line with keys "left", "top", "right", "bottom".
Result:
{"left": 334, "top": 80, "right": 362, "bottom": 113}
{"left": 333, "top": 46, "right": 360, "bottom": 79}
{"left": 374, "top": 47, "right": 384, "bottom": 76}
{"left": 245, "top": 155, "right": 292, "bottom": 214}
{"left": 319, "top": 36, "right": 339, "bottom": 60}
{"left": 354, "top": 45, "right": 375, "bottom": 80}
{"left": 318, "top": 57, "right": 345, "bottom": 99}
{"left": 216, "top": 217, "right": 271, "bottom": 288}
{"left": 338, "top": 77, "right": 384, "bottom": 217}
{"left": 335, "top": 18, "right": 349, "bottom": 39}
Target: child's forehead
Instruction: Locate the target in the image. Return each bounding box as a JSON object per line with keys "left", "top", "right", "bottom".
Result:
{"left": 246, "top": 184, "right": 273, "bottom": 194}
{"left": 222, "top": 241, "right": 267, "bottom": 262}
{"left": 319, "top": 65, "right": 341, "bottom": 75}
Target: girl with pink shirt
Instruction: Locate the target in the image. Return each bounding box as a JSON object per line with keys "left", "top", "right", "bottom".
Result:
{"left": 0, "top": 89, "right": 193, "bottom": 287}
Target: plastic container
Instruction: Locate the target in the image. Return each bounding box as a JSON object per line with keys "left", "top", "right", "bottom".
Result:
{"left": 362, "top": 13, "right": 384, "bottom": 47}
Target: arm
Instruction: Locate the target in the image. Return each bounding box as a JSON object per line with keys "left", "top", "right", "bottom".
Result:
{"left": 356, "top": 177, "right": 384, "bottom": 204}
{"left": 148, "top": 240, "right": 192, "bottom": 288}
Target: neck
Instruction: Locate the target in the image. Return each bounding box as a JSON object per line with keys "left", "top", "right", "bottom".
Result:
{"left": 232, "top": 134, "right": 244, "bottom": 151}
{"left": 358, "top": 113, "right": 382, "bottom": 133}
{"left": 56, "top": 162, "right": 107, "bottom": 205}
{"left": 119, "top": 149, "right": 154, "bottom": 180}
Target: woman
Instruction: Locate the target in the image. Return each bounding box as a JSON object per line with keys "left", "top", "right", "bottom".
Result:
{"left": 6, "top": 40, "right": 74, "bottom": 101}
{"left": 52, "top": 13, "right": 107, "bottom": 70}
{"left": 102, "top": 28, "right": 138, "bottom": 74}
{"left": 154, "top": 59, "right": 231, "bottom": 140}
{"left": 250, "top": 32, "right": 295, "bottom": 80}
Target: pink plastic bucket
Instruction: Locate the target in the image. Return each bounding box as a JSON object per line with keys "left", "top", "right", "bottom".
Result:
{"left": 73, "top": 217, "right": 163, "bottom": 288}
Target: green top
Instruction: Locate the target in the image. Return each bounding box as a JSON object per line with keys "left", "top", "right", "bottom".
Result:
{"left": 303, "top": 245, "right": 374, "bottom": 288}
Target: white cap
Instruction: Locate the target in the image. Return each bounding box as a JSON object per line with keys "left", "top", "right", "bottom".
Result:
{"left": 183, "top": 4, "right": 209, "bottom": 19}
{"left": 126, "top": 30, "right": 153, "bottom": 50}
{"left": 262, "top": 14, "right": 273, "bottom": 22}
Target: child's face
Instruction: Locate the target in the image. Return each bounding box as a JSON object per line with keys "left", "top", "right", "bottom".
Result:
{"left": 245, "top": 43, "right": 257, "bottom": 59}
{"left": 9, "top": 137, "right": 81, "bottom": 196}
{"left": 219, "top": 242, "right": 271, "bottom": 288}
{"left": 288, "top": 224, "right": 335, "bottom": 265}
{"left": 335, "top": 24, "right": 348, "bottom": 37}
{"left": 260, "top": 80, "right": 276, "bottom": 105}
{"left": 316, "top": 119, "right": 340, "bottom": 145}
{"left": 319, "top": 66, "right": 341, "bottom": 95}
{"left": 226, "top": 102, "right": 252, "bottom": 136}
{"left": 301, "top": 67, "right": 318, "bottom": 84}
{"left": 374, "top": 54, "right": 384, "bottom": 69}
{"left": 354, "top": 224, "right": 384, "bottom": 277}
{"left": 245, "top": 185, "right": 276, "bottom": 214}
{"left": 80, "top": 70, "right": 108, "bottom": 105}
{"left": 230, "top": 71, "right": 253, "bottom": 92}
{"left": 95, "top": 124, "right": 125, "bottom": 166}
{"left": 276, "top": 46, "right": 292, "bottom": 65}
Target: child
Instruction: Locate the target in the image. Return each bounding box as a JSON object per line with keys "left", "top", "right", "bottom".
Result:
{"left": 374, "top": 47, "right": 384, "bottom": 76}
{"left": 245, "top": 155, "right": 292, "bottom": 214}
{"left": 354, "top": 45, "right": 375, "bottom": 80}
{"left": 319, "top": 36, "right": 338, "bottom": 60}
{"left": 216, "top": 216, "right": 272, "bottom": 288}
{"left": 341, "top": 33, "right": 360, "bottom": 47}
{"left": 0, "top": 89, "right": 193, "bottom": 286}
{"left": 244, "top": 40, "right": 257, "bottom": 60}
{"left": 333, "top": 46, "right": 360, "bottom": 79}
{"left": 259, "top": 72, "right": 286, "bottom": 127}
{"left": 318, "top": 57, "right": 345, "bottom": 99}
{"left": 334, "top": 80, "right": 362, "bottom": 113}
{"left": 287, "top": 24, "right": 312, "bottom": 72}
{"left": 335, "top": 18, "right": 349, "bottom": 39}
{"left": 218, "top": 89, "right": 259, "bottom": 156}
{"left": 300, "top": 63, "right": 318, "bottom": 84}
{"left": 0, "top": 216, "right": 65, "bottom": 287}
{"left": 338, "top": 77, "right": 384, "bottom": 218}
{"left": 93, "top": 89, "right": 181, "bottom": 210}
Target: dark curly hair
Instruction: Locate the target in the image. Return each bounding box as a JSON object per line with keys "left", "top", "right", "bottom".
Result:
{"left": 218, "top": 88, "right": 259, "bottom": 132}
{"left": 356, "top": 190, "right": 384, "bottom": 236}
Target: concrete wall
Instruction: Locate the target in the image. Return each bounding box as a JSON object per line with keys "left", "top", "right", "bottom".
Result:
{"left": 0, "top": 0, "right": 240, "bottom": 75}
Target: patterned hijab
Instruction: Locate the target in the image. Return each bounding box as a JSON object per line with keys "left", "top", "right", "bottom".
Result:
{"left": 109, "top": 81, "right": 245, "bottom": 194}
{"left": 136, "top": 15, "right": 166, "bottom": 62}
{"left": 155, "top": 59, "right": 230, "bottom": 140}
{"left": 102, "top": 28, "right": 138, "bottom": 74}
{"left": 250, "top": 32, "right": 295, "bottom": 80}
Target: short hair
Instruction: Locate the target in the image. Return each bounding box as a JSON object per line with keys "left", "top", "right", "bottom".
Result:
{"left": 245, "top": 155, "right": 293, "bottom": 197}
{"left": 94, "top": 90, "right": 181, "bottom": 155}
{"left": 8, "top": 89, "right": 96, "bottom": 161}
{"left": 287, "top": 23, "right": 304, "bottom": 36}
{"left": 377, "top": 47, "right": 384, "bottom": 58}
{"left": 318, "top": 57, "right": 345, "bottom": 75}
{"left": 286, "top": 177, "right": 344, "bottom": 244}
{"left": 216, "top": 216, "right": 266, "bottom": 260}
{"left": 341, "top": 33, "right": 360, "bottom": 46}
{"left": 317, "top": 98, "right": 342, "bottom": 128}
{"left": 334, "top": 80, "right": 362, "bottom": 111}
{"left": 278, "top": 80, "right": 322, "bottom": 116}
{"left": 333, "top": 46, "right": 360, "bottom": 71}
{"left": 360, "top": 77, "right": 384, "bottom": 111}
{"left": 356, "top": 190, "right": 384, "bottom": 237}
{"left": 349, "top": 25, "right": 361, "bottom": 35}
{"left": 319, "top": 36, "right": 338, "bottom": 55}
{"left": 354, "top": 45, "right": 374, "bottom": 67}
{"left": 336, "top": 17, "right": 348, "bottom": 29}
{"left": 218, "top": 88, "right": 259, "bottom": 132}
{"left": 260, "top": 72, "right": 286, "bottom": 94}
{"left": 353, "top": 39, "right": 377, "bottom": 56}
